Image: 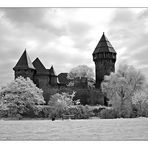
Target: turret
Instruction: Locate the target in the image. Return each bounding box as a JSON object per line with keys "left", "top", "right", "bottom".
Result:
{"left": 93, "top": 33, "right": 116, "bottom": 88}
{"left": 13, "top": 50, "right": 35, "bottom": 80}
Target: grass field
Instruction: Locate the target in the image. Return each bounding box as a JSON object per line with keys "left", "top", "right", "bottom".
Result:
{"left": 0, "top": 118, "right": 148, "bottom": 141}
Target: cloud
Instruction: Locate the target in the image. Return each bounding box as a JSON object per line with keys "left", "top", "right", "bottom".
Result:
{"left": 2, "top": 8, "right": 148, "bottom": 86}
{"left": 1, "top": 8, "right": 46, "bottom": 25}
{"left": 0, "top": 8, "right": 99, "bottom": 86}
{"left": 107, "top": 8, "right": 148, "bottom": 80}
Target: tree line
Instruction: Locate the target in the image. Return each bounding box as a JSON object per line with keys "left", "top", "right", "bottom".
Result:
{"left": 0, "top": 64, "right": 148, "bottom": 119}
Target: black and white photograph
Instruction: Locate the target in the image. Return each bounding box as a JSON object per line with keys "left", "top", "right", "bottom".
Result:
{"left": 0, "top": 5, "right": 148, "bottom": 141}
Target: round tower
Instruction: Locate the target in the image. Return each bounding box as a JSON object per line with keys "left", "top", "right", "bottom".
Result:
{"left": 93, "top": 33, "right": 116, "bottom": 88}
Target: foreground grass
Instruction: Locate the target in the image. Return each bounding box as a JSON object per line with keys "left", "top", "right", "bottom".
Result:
{"left": 0, "top": 118, "right": 148, "bottom": 141}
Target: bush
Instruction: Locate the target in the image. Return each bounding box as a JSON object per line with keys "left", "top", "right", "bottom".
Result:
{"left": 99, "top": 108, "right": 119, "bottom": 119}
{"left": 132, "top": 90, "right": 148, "bottom": 117}
{"left": 132, "top": 102, "right": 148, "bottom": 118}
{"left": 47, "top": 92, "right": 75, "bottom": 118}
{"left": 65, "top": 105, "right": 94, "bottom": 119}
{"left": 34, "top": 105, "right": 95, "bottom": 120}
{"left": 25, "top": 105, "right": 55, "bottom": 118}
{"left": 73, "top": 89, "right": 104, "bottom": 105}
{"left": 73, "top": 89, "right": 90, "bottom": 105}
{"left": 0, "top": 109, "right": 8, "bottom": 118}
{"left": 88, "top": 105, "right": 106, "bottom": 116}
{"left": 58, "top": 87, "right": 73, "bottom": 94}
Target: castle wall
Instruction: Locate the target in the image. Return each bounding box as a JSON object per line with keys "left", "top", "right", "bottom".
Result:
{"left": 93, "top": 52, "right": 116, "bottom": 88}
{"left": 74, "top": 77, "right": 88, "bottom": 89}
{"left": 50, "top": 76, "right": 58, "bottom": 86}
{"left": 34, "top": 75, "right": 50, "bottom": 91}
{"left": 95, "top": 59, "right": 115, "bottom": 88}
{"left": 14, "top": 69, "right": 35, "bottom": 80}
{"left": 33, "top": 74, "right": 51, "bottom": 103}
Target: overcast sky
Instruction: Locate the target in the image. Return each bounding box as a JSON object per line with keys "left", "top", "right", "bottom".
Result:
{"left": 0, "top": 8, "right": 148, "bottom": 86}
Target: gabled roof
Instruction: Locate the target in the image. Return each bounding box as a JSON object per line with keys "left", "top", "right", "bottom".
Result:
{"left": 49, "top": 65, "right": 56, "bottom": 76}
{"left": 33, "top": 58, "right": 48, "bottom": 75}
{"left": 93, "top": 32, "right": 116, "bottom": 55}
{"left": 13, "top": 50, "right": 35, "bottom": 70}
{"left": 58, "top": 73, "right": 69, "bottom": 85}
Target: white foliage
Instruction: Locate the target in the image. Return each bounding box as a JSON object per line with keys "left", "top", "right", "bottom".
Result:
{"left": 48, "top": 91, "right": 76, "bottom": 111}
{"left": 0, "top": 76, "right": 45, "bottom": 113}
{"left": 67, "top": 65, "right": 94, "bottom": 80}
{"left": 101, "top": 64, "right": 146, "bottom": 117}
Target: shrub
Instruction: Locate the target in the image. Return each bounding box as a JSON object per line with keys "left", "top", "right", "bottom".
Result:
{"left": 99, "top": 108, "right": 119, "bottom": 119}
{"left": 89, "top": 105, "right": 106, "bottom": 116}
{"left": 40, "top": 105, "right": 52, "bottom": 118}
{"left": 26, "top": 105, "right": 55, "bottom": 118}
{"left": 36, "top": 104, "right": 95, "bottom": 120}
{"left": 48, "top": 92, "right": 75, "bottom": 118}
{"left": 65, "top": 105, "right": 94, "bottom": 119}
{"left": 73, "top": 89, "right": 90, "bottom": 105}
{"left": 73, "top": 89, "right": 104, "bottom": 105}
{"left": 58, "top": 87, "right": 73, "bottom": 94}
{"left": 15, "top": 114, "right": 23, "bottom": 120}
{"left": 0, "top": 108, "right": 8, "bottom": 118}
{"left": 132, "top": 90, "right": 148, "bottom": 117}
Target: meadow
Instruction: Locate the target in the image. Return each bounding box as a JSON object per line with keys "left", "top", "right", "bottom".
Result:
{"left": 0, "top": 118, "right": 148, "bottom": 141}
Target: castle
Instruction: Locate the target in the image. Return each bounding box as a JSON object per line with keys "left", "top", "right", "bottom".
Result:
{"left": 13, "top": 32, "right": 116, "bottom": 102}
{"left": 93, "top": 32, "right": 116, "bottom": 88}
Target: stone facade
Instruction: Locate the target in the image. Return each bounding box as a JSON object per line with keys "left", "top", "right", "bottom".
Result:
{"left": 74, "top": 77, "right": 88, "bottom": 89}
{"left": 93, "top": 33, "right": 116, "bottom": 88}
{"left": 13, "top": 50, "right": 60, "bottom": 99}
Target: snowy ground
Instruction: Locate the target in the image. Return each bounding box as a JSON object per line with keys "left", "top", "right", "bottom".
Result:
{"left": 0, "top": 118, "right": 148, "bottom": 141}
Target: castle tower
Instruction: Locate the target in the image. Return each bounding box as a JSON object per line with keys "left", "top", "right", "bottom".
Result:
{"left": 32, "top": 57, "right": 49, "bottom": 89}
{"left": 13, "top": 50, "right": 35, "bottom": 80}
{"left": 49, "top": 65, "right": 58, "bottom": 86}
{"left": 93, "top": 33, "right": 116, "bottom": 88}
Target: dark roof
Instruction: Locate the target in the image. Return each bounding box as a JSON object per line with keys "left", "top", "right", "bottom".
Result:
{"left": 49, "top": 65, "right": 56, "bottom": 76}
{"left": 58, "top": 73, "right": 69, "bottom": 85}
{"left": 33, "top": 58, "right": 49, "bottom": 75}
{"left": 13, "top": 50, "right": 35, "bottom": 70}
{"left": 93, "top": 32, "right": 116, "bottom": 54}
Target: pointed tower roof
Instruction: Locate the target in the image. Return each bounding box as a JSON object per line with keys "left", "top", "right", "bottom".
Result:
{"left": 49, "top": 65, "right": 56, "bottom": 76}
{"left": 13, "top": 50, "right": 35, "bottom": 70}
{"left": 93, "top": 32, "right": 116, "bottom": 55}
{"left": 33, "top": 58, "right": 48, "bottom": 74}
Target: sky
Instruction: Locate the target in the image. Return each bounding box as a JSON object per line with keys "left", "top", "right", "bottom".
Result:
{"left": 0, "top": 8, "right": 148, "bottom": 86}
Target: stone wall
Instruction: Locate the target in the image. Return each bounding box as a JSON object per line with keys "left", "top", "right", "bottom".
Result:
{"left": 14, "top": 69, "right": 35, "bottom": 80}
{"left": 74, "top": 77, "right": 88, "bottom": 89}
